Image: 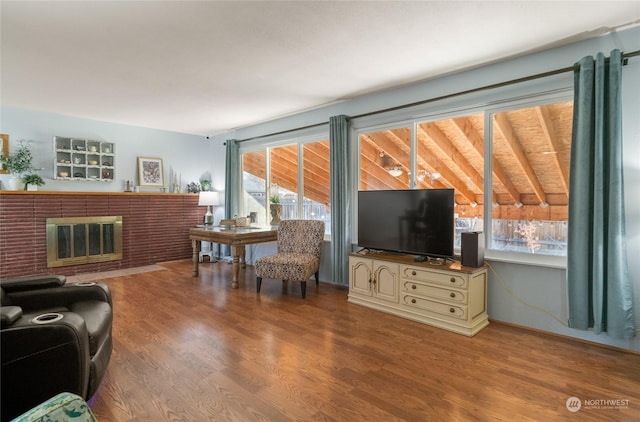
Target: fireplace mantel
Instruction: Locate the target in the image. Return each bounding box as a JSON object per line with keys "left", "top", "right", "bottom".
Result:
{"left": 0, "top": 191, "right": 205, "bottom": 278}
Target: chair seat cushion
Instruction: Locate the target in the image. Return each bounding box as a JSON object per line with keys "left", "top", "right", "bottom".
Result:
{"left": 11, "top": 392, "right": 97, "bottom": 422}
{"left": 68, "top": 301, "right": 112, "bottom": 356}
{"left": 255, "top": 253, "right": 319, "bottom": 281}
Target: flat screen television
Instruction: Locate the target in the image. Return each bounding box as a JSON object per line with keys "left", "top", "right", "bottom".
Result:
{"left": 357, "top": 188, "right": 455, "bottom": 259}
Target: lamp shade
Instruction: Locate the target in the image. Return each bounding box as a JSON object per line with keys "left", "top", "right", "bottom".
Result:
{"left": 198, "top": 191, "right": 220, "bottom": 206}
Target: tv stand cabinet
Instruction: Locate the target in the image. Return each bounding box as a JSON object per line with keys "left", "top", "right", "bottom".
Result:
{"left": 348, "top": 250, "right": 489, "bottom": 336}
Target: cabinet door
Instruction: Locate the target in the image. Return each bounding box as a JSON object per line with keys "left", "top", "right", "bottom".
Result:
{"left": 373, "top": 262, "right": 399, "bottom": 303}
{"left": 350, "top": 257, "right": 372, "bottom": 296}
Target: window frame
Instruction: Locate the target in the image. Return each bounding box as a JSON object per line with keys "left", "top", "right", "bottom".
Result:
{"left": 483, "top": 90, "right": 573, "bottom": 268}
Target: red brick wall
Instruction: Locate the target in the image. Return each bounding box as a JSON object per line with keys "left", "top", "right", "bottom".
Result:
{"left": 0, "top": 192, "right": 205, "bottom": 278}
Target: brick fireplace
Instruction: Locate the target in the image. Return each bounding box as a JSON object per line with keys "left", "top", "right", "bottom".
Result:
{"left": 0, "top": 192, "right": 204, "bottom": 278}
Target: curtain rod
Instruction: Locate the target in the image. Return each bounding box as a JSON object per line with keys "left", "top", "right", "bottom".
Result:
{"left": 238, "top": 48, "right": 640, "bottom": 142}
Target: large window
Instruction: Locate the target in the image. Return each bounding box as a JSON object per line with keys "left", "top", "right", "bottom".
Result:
{"left": 241, "top": 138, "right": 331, "bottom": 233}
{"left": 489, "top": 101, "right": 572, "bottom": 256}
{"left": 357, "top": 97, "right": 572, "bottom": 258}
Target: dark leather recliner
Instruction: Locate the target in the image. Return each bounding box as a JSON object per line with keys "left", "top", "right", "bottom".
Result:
{"left": 1, "top": 275, "right": 113, "bottom": 421}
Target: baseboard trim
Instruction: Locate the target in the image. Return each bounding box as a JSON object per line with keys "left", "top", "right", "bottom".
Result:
{"left": 489, "top": 319, "right": 639, "bottom": 356}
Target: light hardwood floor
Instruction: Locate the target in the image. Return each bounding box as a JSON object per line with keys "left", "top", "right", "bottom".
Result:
{"left": 87, "top": 260, "right": 640, "bottom": 421}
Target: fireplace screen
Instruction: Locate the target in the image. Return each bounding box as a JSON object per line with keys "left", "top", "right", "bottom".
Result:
{"left": 47, "top": 216, "right": 122, "bottom": 267}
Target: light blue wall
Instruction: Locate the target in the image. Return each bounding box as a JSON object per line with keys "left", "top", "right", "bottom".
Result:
{"left": 218, "top": 27, "right": 640, "bottom": 351}
{"left": 0, "top": 108, "right": 226, "bottom": 194}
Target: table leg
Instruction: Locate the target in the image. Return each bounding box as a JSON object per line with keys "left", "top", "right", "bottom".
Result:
{"left": 231, "top": 245, "right": 240, "bottom": 288}
{"left": 192, "top": 239, "right": 200, "bottom": 276}
{"left": 240, "top": 245, "right": 246, "bottom": 269}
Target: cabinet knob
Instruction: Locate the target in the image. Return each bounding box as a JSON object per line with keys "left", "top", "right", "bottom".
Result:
{"left": 412, "top": 284, "right": 417, "bottom": 289}
{"left": 411, "top": 299, "right": 416, "bottom": 304}
{"left": 449, "top": 307, "right": 455, "bottom": 313}
{"left": 450, "top": 277, "right": 455, "bottom": 283}
{"left": 450, "top": 292, "right": 456, "bottom": 298}
{"left": 412, "top": 270, "right": 417, "bottom": 276}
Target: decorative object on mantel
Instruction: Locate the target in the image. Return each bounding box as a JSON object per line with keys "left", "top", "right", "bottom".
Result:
{"left": 200, "top": 179, "right": 211, "bottom": 191}
{"left": 23, "top": 173, "right": 45, "bottom": 191}
{"left": 0, "top": 138, "right": 36, "bottom": 190}
{"left": 198, "top": 191, "right": 220, "bottom": 225}
{"left": 169, "top": 169, "right": 181, "bottom": 193}
{"left": 187, "top": 182, "right": 201, "bottom": 193}
{"left": 124, "top": 180, "right": 134, "bottom": 192}
{"left": 137, "top": 156, "right": 165, "bottom": 188}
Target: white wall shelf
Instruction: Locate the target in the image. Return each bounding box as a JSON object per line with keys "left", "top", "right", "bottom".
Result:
{"left": 54, "top": 137, "right": 115, "bottom": 182}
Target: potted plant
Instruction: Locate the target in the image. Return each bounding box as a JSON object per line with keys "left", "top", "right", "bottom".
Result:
{"left": 22, "top": 173, "right": 45, "bottom": 191}
{"left": 269, "top": 195, "right": 282, "bottom": 225}
{"left": 0, "top": 140, "right": 35, "bottom": 190}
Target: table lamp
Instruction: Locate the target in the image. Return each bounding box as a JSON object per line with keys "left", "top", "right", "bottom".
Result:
{"left": 198, "top": 191, "right": 220, "bottom": 225}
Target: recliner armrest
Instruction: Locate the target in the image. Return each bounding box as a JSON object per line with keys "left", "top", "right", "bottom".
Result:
{"left": 8, "top": 282, "right": 113, "bottom": 311}
{"left": 0, "top": 275, "right": 66, "bottom": 292}
{"left": 0, "top": 306, "right": 23, "bottom": 328}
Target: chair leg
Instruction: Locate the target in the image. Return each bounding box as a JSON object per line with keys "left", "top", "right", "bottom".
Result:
{"left": 314, "top": 271, "right": 319, "bottom": 285}
{"left": 256, "top": 277, "right": 262, "bottom": 293}
{"left": 300, "top": 281, "right": 307, "bottom": 298}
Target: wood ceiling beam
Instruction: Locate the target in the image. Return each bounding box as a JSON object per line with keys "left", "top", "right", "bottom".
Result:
{"left": 367, "top": 127, "right": 477, "bottom": 203}
{"left": 368, "top": 129, "right": 455, "bottom": 191}
{"left": 359, "top": 136, "right": 410, "bottom": 190}
{"left": 242, "top": 150, "right": 331, "bottom": 206}
{"left": 418, "top": 123, "right": 484, "bottom": 192}
{"left": 409, "top": 135, "right": 476, "bottom": 204}
{"left": 450, "top": 117, "right": 521, "bottom": 205}
{"left": 493, "top": 113, "right": 546, "bottom": 204}
{"left": 271, "top": 148, "right": 333, "bottom": 205}
{"left": 302, "top": 141, "right": 330, "bottom": 161}
{"left": 534, "top": 105, "right": 570, "bottom": 195}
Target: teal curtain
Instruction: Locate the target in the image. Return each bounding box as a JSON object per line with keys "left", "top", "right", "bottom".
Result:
{"left": 330, "top": 115, "right": 351, "bottom": 285}
{"left": 567, "top": 49, "right": 635, "bottom": 339}
{"left": 223, "top": 139, "right": 240, "bottom": 256}
{"left": 224, "top": 139, "right": 240, "bottom": 220}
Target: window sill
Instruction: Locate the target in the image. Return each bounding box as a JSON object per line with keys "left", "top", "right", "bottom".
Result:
{"left": 484, "top": 250, "right": 567, "bottom": 269}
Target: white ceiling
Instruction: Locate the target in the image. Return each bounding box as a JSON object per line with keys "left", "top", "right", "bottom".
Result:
{"left": 1, "top": 1, "right": 639, "bottom": 136}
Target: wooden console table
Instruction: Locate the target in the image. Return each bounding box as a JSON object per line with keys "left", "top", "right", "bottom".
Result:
{"left": 348, "top": 250, "right": 489, "bottom": 336}
{"left": 189, "top": 226, "right": 278, "bottom": 288}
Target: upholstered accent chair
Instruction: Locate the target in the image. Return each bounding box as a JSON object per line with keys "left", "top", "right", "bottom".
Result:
{"left": 255, "top": 219, "right": 325, "bottom": 298}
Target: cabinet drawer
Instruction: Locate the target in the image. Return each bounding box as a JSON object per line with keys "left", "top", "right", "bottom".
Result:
{"left": 402, "top": 294, "right": 467, "bottom": 320}
{"left": 402, "top": 281, "right": 466, "bottom": 304}
{"left": 401, "top": 266, "right": 467, "bottom": 289}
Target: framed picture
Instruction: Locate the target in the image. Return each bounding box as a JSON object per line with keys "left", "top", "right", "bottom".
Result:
{"left": 0, "top": 134, "right": 8, "bottom": 174}
{"left": 137, "top": 157, "right": 165, "bottom": 187}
